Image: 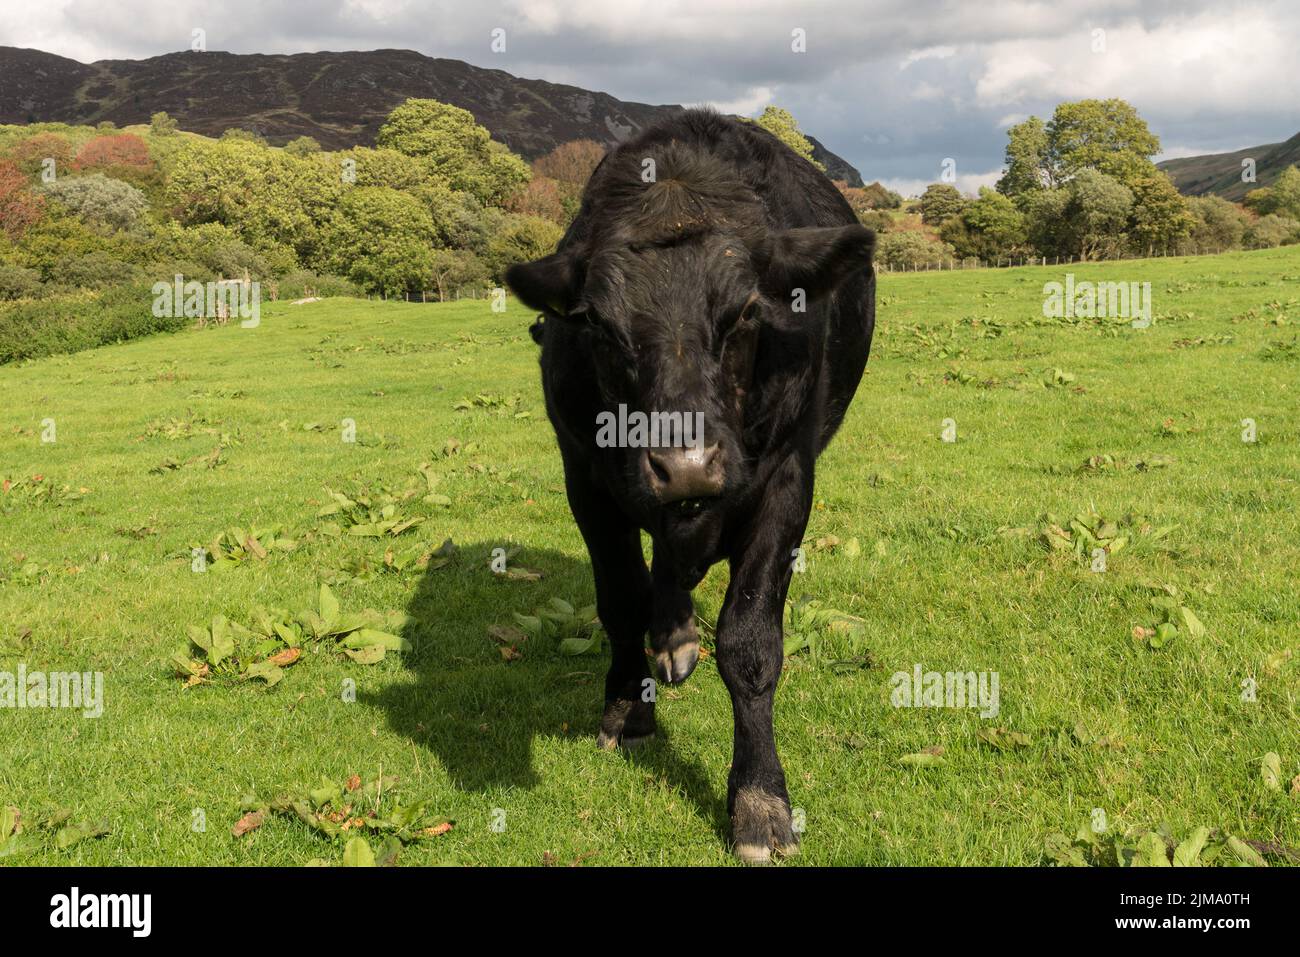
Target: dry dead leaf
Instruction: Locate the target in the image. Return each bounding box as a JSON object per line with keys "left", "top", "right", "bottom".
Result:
{"left": 232, "top": 810, "right": 265, "bottom": 837}
{"left": 267, "top": 647, "right": 301, "bottom": 667}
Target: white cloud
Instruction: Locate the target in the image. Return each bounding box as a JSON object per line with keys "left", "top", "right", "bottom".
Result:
{"left": 688, "top": 86, "right": 774, "bottom": 116}
{"left": 881, "top": 167, "right": 1002, "bottom": 199}
{"left": 899, "top": 44, "right": 958, "bottom": 70}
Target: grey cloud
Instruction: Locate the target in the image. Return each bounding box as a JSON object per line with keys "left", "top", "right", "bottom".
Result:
{"left": 2, "top": 0, "right": 1295, "bottom": 194}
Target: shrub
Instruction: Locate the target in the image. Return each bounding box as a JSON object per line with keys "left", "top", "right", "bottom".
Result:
{"left": 857, "top": 209, "right": 894, "bottom": 233}
{"left": 284, "top": 136, "right": 321, "bottom": 157}
{"left": 271, "top": 270, "right": 361, "bottom": 300}
{"left": 533, "top": 139, "right": 605, "bottom": 188}
{"left": 0, "top": 262, "right": 42, "bottom": 300}
{"left": 1243, "top": 214, "right": 1300, "bottom": 249}
{"left": 1184, "top": 196, "right": 1250, "bottom": 253}
{"left": 0, "top": 282, "right": 187, "bottom": 364}
{"left": 919, "top": 184, "right": 965, "bottom": 226}
{"left": 150, "top": 112, "right": 178, "bottom": 136}
{"left": 74, "top": 133, "right": 153, "bottom": 172}
{"left": 50, "top": 252, "right": 140, "bottom": 291}
{"left": 0, "top": 159, "right": 46, "bottom": 240}
{"left": 875, "top": 231, "right": 956, "bottom": 269}
{"left": 483, "top": 213, "right": 563, "bottom": 280}
{"left": 10, "top": 133, "right": 76, "bottom": 179}
{"left": 43, "top": 173, "right": 148, "bottom": 231}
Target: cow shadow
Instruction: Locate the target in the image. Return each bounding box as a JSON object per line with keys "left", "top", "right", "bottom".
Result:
{"left": 362, "top": 541, "right": 729, "bottom": 839}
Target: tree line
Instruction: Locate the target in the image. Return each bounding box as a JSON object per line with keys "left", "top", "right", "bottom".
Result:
{"left": 841, "top": 99, "right": 1300, "bottom": 271}
{"left": 3, "top": 96, "right": 1297, "bottom": 311}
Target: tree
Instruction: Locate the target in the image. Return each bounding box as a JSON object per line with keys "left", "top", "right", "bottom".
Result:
{"left": 919, "top": 183, "right": 964, "bottom": 226}
{"left": 1243, "top": 214, "right": 1300, "bottom": 249}
{"left": 1023, "top": 171, "right": 1133, "bottom": 260}
{"left": 1185, "top": 196, "right": 1251, "bottom": 252}
{"left": 1024, "top": 188, "right": 1071, "bottom": 258}
{"left": 166, "top": 138, "right": 341, "bottom": 262}
{"left": 0, "top": 159, "right": 45, "bottom": 240}
{"left": 996, "top": 116, "right": 1050, "bottom": 199}
{"left": 1267, "top": 165, "right": 1300, "bottom": 220}
{"left": 508, "top": 175, "right": 568, "bottom": 224}
{"left": 285, "top": 136, "right": 321, "bottom": 157}
{"left": 1243, "top": 187, "right": 1278, "bottom": 216}
{"left": 427, "top": 248, "right": 490, "bottom": 300}
{"left": 1063, "top": 169, "right": 1133, "bottom": 260}
{"left": 10, "top": 133, "right": 76, "bottom": 179}
{"left": 331, "top": 147, "right": 429, "bottom": 191}
{"left": 74, "top": 133, "right": 153, "bottom": 172}
{"left": 1127, "top": 173, "right": 1194, "bottom": 255}
{"left": 534, "top": 139, "right": 606, "bottom": 187}
{"left": 998, "top": 99, "right": 1163, "bottom": 204}
{"left": 320, "top": 186, "right": 440, "bottom": 294}
{"left": 940, "top": 187, "right": 1027, "bottom": 260}
{"left": 43, "top": 173, "right": 148, "bottom": 232}
{"left": 483, "top": 213, "right": 564, "bottom": 280}
{"left": 1045, "top": 99, "right": 1161, "bottom": 189}
{"left": 150, "top": 111, "right": 178, "bottom": 136}
{"left": 860, "top": 181, "right": 903, "bottom": 209}
{"left": 754, "top": 106, "right": 825, "bottom": 171}
{"left": 376, "top": 98, "right": 529, "bottom": 206}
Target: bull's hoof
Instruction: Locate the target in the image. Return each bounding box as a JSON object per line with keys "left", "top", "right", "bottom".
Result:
{"left": 731, "top": 786, "right": 799, "bottom": 865}
{"left": 597, "top": 697, "right": 656, "bottom": 751}
{"left": 651, "top": 618, "right": 700, "bottom": 685}
{"left": 595, "top": 728, "right": 655, "bottom": 751}
{"left": 654, "top": 641, "right": 699, "bottom": 686}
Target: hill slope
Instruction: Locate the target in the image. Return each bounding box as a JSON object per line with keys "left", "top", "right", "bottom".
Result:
{"left": 1158, "top": 131, "right": 1300, "bottom": 200}
{"left": 0, "top": 45, "right": 863, "bottom": 185}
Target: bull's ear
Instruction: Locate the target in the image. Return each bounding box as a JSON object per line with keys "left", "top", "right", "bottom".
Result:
{"left": 755, "top": 225, "right": 875, "bottom": 302}
{"left": 505, "top": 252, "right": 578, "bottom": 315}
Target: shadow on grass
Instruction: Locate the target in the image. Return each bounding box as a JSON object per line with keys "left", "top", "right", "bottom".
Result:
{"left": 363, "top": 541, "right": 728, "bottom": 839}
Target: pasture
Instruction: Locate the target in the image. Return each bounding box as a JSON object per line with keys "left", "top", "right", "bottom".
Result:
{"left": 1, "top": 247, "right": 1297, "bottom": 865}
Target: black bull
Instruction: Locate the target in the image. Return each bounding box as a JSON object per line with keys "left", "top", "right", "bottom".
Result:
{"left": 507, "top": 109, "right": 876, "bottom": 863}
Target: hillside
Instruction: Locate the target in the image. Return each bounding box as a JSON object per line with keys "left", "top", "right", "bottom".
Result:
{"left": 0, "top": 45, "right": 863, "bottom": 185}
{"left": 1158, "top": 131, "right": 1300, "bottom": 200}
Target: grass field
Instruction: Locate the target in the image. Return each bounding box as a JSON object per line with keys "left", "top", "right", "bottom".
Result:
{"left": 2, "top": 247, "right": 1298, "bottom": 866}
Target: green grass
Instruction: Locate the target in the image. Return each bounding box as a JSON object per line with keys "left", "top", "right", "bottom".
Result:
{"left": 2, "top": 247, "right": 1298, "bottom": 866}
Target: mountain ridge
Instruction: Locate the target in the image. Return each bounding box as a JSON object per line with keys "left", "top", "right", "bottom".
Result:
{"left": 1157, "top": 132, "right": 1300, "bottom": 201}
{"left": 0, "top": 45, "right": 864, "bottom": 186}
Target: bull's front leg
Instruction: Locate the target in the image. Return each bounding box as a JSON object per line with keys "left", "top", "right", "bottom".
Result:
{"left": 649, "top": 551, "right": 700, "bottom": 686}
{"left": 563, "top": 463, "right": 656, "bottom": 749}
{"left": 716, "top": 451, "right": 812, "bottom": 864}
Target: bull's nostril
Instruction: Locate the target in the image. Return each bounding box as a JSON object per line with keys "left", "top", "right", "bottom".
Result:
{"left": 644, "top": 443, "right": 725, "bottom": 505}
{"left": 647, "top": 451, "right": 673, "bottom": 486}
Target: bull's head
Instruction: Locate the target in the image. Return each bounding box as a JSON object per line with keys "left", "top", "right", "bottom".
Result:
{"left": 507, "top": 223, "right": 874, "bottom": 536}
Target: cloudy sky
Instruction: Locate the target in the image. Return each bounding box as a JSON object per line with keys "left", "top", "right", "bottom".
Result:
{"left": 3, "top": 0, "right": 1298, "bottom": 194}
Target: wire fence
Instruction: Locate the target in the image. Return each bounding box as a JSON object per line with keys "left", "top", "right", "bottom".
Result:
{"left": 362, "top": 287, "right": 498, "bottom": 303}
{"left": 877, "top": 245, "right": 1240, "bottom": 273}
